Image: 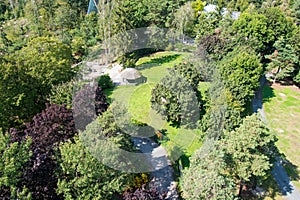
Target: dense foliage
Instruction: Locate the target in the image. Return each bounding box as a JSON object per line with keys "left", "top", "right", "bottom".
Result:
{"left": 219, "top": 48, "right": 263, "bottom": 113}
{"left": 57, "top": 136, "right": 131, "bottom": 200}
{"left": 73, "top": 84, "right": 109, "bottom": 131}
{"left": 0, "top": 0, "right": 299, "bottom": 198}
{"left": 181, "top": 146, "right": 236, "bottom": 200}
{"left": 0, "top": 131, "right": 32, "bottom": 199}
{"left": 221, "top": 114, "right": 277, "bottom": 195}
{"left": 97, "top": 74, "right": 114, "bottom": 90}
{"left": 123, "top": 185, "right": 164, "bottom": 200}
{"left": 0, "top": 36, "right": 74, "bottom": 130}
{"left": 151, "top": 64, "right": 201, "bottom": 128}
{"left": 57, "top": 110, "right": 134, "bottom": 199}
{"left": 10, "top": 104, "right": 77, "bottom": 199}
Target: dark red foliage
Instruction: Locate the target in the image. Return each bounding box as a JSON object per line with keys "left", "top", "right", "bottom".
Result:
{"left": 10, "top": 104, "right": 77, "bottom": 199}
{"left": 123, "top": 184, "right": 166, "bottom": 200}
{"left": 8, "top": 84, "right": 109, "bottom": 199}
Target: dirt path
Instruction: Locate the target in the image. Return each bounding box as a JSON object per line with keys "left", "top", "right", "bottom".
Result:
{"left": 253, "top": 76, "right": 300, "bottom": 200}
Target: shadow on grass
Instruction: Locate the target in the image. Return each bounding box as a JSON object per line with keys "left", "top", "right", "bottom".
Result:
{"left": 262, "top": 85, "right": 276, "bottom": 103}
{"left": 281, "top": 154, "right": 300, "bottom": 183}
{"left": 136, "top": 54, "right": 181, "bottom": 71}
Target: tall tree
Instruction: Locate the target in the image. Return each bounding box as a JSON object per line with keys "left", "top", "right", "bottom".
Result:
{"left": 0, "top": 36, "right": 74, "bottom": 129}
{"left": 9, "top": 104, "right": 77, "bottom": 199}
{"left": 266, "top": 37, "right": 299, "bottom": 83}
{"left": 151, "top": 67, "right": 201, "bottom": 128}
{"left": 221, "top": 114, "right": 277, "bottom": 196}
{"left": 57, "top": 110, "right": 134, "bottom": 199}
{"left": 181, "top": 144, "right": 236, "bottom": 199}
{"left": 219, "top": 48, "right": 262, "bottom": 113}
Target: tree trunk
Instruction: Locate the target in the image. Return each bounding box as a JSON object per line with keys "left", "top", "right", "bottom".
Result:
{"left": 273, "top": 67, "right": 281, "bottom": 84}
{"left": 238, "top": 180, "right": 243, "bottom": 197}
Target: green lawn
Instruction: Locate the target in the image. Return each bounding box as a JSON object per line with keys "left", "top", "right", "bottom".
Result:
{"left": 107, "top": 51, "right": 202, "bottom": 158}
{"left": 263, "top": 84, "right": 300, "bottom": 191}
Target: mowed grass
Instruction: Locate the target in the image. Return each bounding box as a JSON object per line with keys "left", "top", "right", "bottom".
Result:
{"left": 136, "top": 51, "right": 190, "bottom": 83}
{"left": 263, "top": 84, "right": 300, "bottom": 190}
{"left": 107, "top": 51, "right": 202, "bottom": 157}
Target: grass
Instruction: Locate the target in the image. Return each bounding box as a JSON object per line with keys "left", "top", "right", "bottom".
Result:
{"left": 262, "top": 84, "right": 300, "bottom": 191}
{"left": 137, "top": 51, "right": 191, "bottom": 83}
{"left": 107, "top": 51, "right": 202, "bottom": 158}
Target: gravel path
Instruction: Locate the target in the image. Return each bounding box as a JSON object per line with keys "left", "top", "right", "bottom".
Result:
{"left": 252, "top": 76, "right": 300, "bottom": 200}
{"left": 132, "top": 137, "right": 179, "bottom": 200}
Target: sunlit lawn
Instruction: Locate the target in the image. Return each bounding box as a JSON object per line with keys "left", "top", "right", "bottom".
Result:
{"left": 107, "top": 51, "right": 203, "bottom": 157}
{"left": 263, "top": 84, "right": 300, "bottom": 191}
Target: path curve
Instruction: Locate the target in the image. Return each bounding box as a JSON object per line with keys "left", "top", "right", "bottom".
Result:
{"left": 132, "top": 137, "right": 179, "bottom": 199}
{"left": 252, "top": 76, "right": 300, "bottom": 200}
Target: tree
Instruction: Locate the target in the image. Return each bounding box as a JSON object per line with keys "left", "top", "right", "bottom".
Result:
{"left": 232, "top": 7, "right": 295, "bottom": 54}
{"left": 151, "top": 68, "right": 201, "bottom": 128}
{"left": 173, "top": 1, "right": 196, "bottom": 38}
{"left": 72, "top": 84, "right": 109, "bottom": 131}
{"left": 259, "top": 7, "right": 295, "bottom": 48}
{"left": 0, "top": 131, "right": 32, "bottom": 199}
{"left": 219, "top": 48, "right": 262, "bottom": 113}
{"left": 181, "top": 144, "right": 236, "bottom": 199}
{"left": 266, "top": 37, "right": 299, "bottom": 83}
{"left": 123, "top": 184, "right": 164, "bottom": 200}
{"left": 57, "top": 113, "right": 133, "bottom": 200}
{"left": 10, "top": 104, "right": 77, "bottom": 199}
{"left": 232, "top": 11, "right": 270, "bottom": 52}
{"left": 221, "top": 114, "right": 277, "bottom": 196}
{"left": 0, "top": 36, "right": 74, "bottom": 130}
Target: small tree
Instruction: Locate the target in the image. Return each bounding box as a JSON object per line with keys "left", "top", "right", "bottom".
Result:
{"left": 151, "top": 68, "right": 201, "bottom": 128}
{"left": 123, "top": 184, "right": 164, "bottom": 200}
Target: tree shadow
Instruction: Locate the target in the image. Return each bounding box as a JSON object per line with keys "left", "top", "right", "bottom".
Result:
{"left": 280, "top": 153, "right": 300, "bottom": 183}
{"left": 136, "top": 54, "right": 181, "bottom": 71}
{"left": 262, "top": 85, "right": 276, "bottom": 103}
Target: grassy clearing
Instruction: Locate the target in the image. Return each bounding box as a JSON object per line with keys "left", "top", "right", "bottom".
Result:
{"left": 107, "top": 51, "right": 202, "bottom": 158}
{"left": 263, "top": 84, "right": 300, "bottom": 191}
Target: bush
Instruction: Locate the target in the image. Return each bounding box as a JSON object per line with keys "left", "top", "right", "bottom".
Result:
{"left": 96, "top": 74, "right": 114, "bottom": 90}
{"left": 48, "top": 80, "right": 75, "bottom": 109}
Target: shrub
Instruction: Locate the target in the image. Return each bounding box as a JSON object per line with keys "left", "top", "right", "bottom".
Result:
{"left": 96, "top": 74, "right": 114, "bottom": 90}
{"left": 48, "top": 80, "right": 75, "bottom": 109}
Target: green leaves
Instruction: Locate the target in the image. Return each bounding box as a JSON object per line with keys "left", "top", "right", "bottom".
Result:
{"left": 181, "top": 144, "right": 236, "bottom": 200}
{"left": 221, "top": 114, "right": 277, "bottom": 184}
{"left": 0, "top": 36, "right": 74, "bottom": 130}
{"left": 151, "top": 64, "right": 202, "bottom": 128}
{"left": 57, "top": 135, "right": 132, "bottom": 199}
{"left": 266, "top": 37, "right": 299, "bottom": 82}
{"left": 0, "top": 132, "right": 32, "bottom": 199}
{"left": 219, "top": 48, "right": 262, "bottom": 112}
